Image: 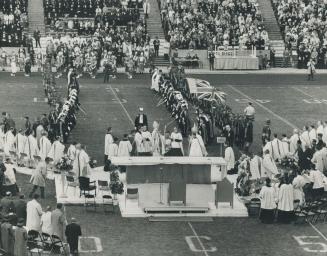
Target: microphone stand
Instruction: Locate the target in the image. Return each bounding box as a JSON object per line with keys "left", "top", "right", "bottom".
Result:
{"left": 159, "top": 167, "right": 164, "bottom": 204}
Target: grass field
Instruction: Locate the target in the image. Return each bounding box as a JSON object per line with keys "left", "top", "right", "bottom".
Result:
{"left": 2, "top": 71, "right": 327, "bottom": 255}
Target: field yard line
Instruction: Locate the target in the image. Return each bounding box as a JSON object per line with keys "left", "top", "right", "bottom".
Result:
{"left": 188, "top": 222, "right": 209, "bottom": 256}
{"left": 308, "top": 222, "right": 327, "bottom": 242}
{"left": 227, "top": 85, "right": 327, "bottom": 243}
{"left": 108, "top": 84, "right": 134, "bottom": 126}
{"left": 291, "top": 87, "right": 316, "bottom": 98}
{"left": 227, "top": 85, "right": 298, "bottom": 129}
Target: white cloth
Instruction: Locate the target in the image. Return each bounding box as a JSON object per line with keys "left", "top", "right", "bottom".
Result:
{"left": 76, "top": 149, "right": 90, "bottom": 177}
{"left": 117, "top": 140, "right": 132, "bottom": 156}
{"left": 289, "top": 133, "right": 300, "bottom": 155}
{"left": 280, "top": 138, "right": 290, "bottom": 158}
{"left": 39, "top": 136, "right": 52, "bottom": 160}
{"left": 26, "top": 199, "right": 43, "bottom": 231}
{"left": 4, "top": 130, "right": 15, "bottom": 155}
{"left": 301, "top": 130, "right": 311, "bottom": 148}
{"left": 134, "top": 132, "right": 145, "bottom": 154}
{"left": 244, "top": 105, "right": 255, "bottom": 116}
{"left": 151, "top": 70, "right": 159, "bottom": 92}
{"left": 309, "top": 128, "right": 317, "bottom": 143}
{"left": 104, "top": 133, "right": 113, "bottom": 156}
{"left": 224, "top": 146, "right": 235, "bottom": 171}
{"left": 271, "top": 138, "right": 282, "bottom": 160}
{"left": 67, "top": 145, "right": 76, "bottom": 161}
{"left": 142, "top": 131, "right": 152, "bottom": 153}
{"left": 259, "top": 186, "right": 276, "bottom": 210}
{"left": 41, "top": 212, "right": 53, "bottom": 235}
{"left": 151, "top": 129, "right": 163, "bottom": 156}
{"left": 23, "top": 135, "right": 39, "bottom": 160}
{"left": 47, "top": 141, "right": 65, "bottom": 163}
{"left": 250, "top": 155, "right": 262, "bottom": 180}
{"left": 262, "top": 154, "right": 278, "bottom": 178}
{"left": 312, "top": 150, "right": 324, "bottom": 172}
{"left": 189, "top": 134, "right": 207, "bottom": 157}
{"left": 4, "top": 163, "right": 16, "bottom": 184}
{"left": 278, "top": 184, "right": 294, "bottom": 211}
{"left": 323, "top": 126, "right": 327, "bottom": 143}
{"left": 15, "top": 133, "right": 26, "bottom": 157}
{"left": 292, "top": 175, "right": 308, "bottom": 205}
{"left": 108, "top": 144, "right": 118, "bottom": 158}
{"left": 170, "top": 132, "right": 183, "bottom": 149}
{"left": 309, "top": 170, "right": 325, "bottom": 189}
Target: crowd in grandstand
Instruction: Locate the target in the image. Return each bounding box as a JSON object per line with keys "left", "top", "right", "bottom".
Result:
{"left": 160, "top": 0, "right": 268, "bottom": 50}
{"left": 0, "top": 0, "right": 28, "bottom": 47}
{"left": 273, "top": 0, "right": 327, "bottom": 69}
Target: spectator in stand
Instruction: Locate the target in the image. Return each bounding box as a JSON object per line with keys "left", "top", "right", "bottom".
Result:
{"left": 33, "top": 28, "right": 41, "bottom": 48}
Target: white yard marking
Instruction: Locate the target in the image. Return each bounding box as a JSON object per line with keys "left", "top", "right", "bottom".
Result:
{"left": 235, "top": 98, "right": 271, "bottom": 104}
{"left": 79, "top": 236, "right": 103, "bottom": 253}
{"left": 187, "top": 222, "right": 212, "bottom": 256}
{"left": 293, "top": 235, "right": 327, "bottom": 252}
{"left": 228, "top": 85, "right": 297, "bottom": 129}
{"left": 114, "top": 88, "right": 120, "bottom": 92}
{"left": 108, "top": 84, "right": 134, "bottom": 125}
{"left": 185, "top": 236, "right": 217, "bottom": 254}
{"left": 292, "top": 87, "right": 327, "bottom": 104}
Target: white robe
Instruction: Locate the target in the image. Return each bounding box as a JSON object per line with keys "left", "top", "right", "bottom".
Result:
{"left": 309, "top": 128, "right": 317, "bottom": 144}
{"left": 312, "top": 150, "right": 324, "bottom": 172}
{"left": 171, "top": 132, "right": 184, "bottom": 155}
{"left": 280, "top": 138, "right": 290, "bottom": 158}
{"left": 271, "top": 138, "right": 282, "bottom": 160}
{"left": 4, "top": 130, "right": 15, "bottom": 155}
{"left": 134, "top": 132, "right": 144, "bottom": 154}
{"left": 289, "top": 134, "right": 299, "bottom": 155}
{"left": 151, "top": 70, "right": 159, "bottom": 92}
{"left": 262, "top": 154, "right": 278, "bottom": 178}
{"left": 151, "top": 129, "right": 164, "bottom": 156}
{"left": 250, "top": 155, "right": 262, "bottom": 180}
{"left": 117, "top": 140, "right": 132, "bottom": 156}
{"left": 300, "top": 130, "right": 311, "bottom": 148}
{"left": 278, "top": 184, "right": 294, "bottom": 211}
{"left": 67, "top": 145, "right": 76, "bottom": 161}
{"left": 15, "top": 133, "right": 27, "bottom": 157}
{"left": 142, "top": 131, "right": 152, "bottom": 153}
{"left": 104, "top": 133, "right": 113, "bottom": 156}
{"left": 108, "top": 144, "right": 118, "bottom": 158}
{"left": 259, "top": 186, "right": 276, "bottom": 210}
{"left": 36, "top": 125, "right": 44, "bottom": 147}
{"left": 76, "top": 149, "right": 90, "bottom": 177}
{"left": 292, "top": 175, "right": 307, "bottom": 205}
{"left": 189, "top": 134, "right": 207, "bottom": 157}
{"left": 39, "top": 136, "right": 52, "bottom": 160}
{"left": 317, "top": 125, "right": 324, "bottom": 136}
{"left": 47, "top": 141, "right": 65, "bottom": 163}
{"left": 0, "top": 128, "right": 4, "bottom": 150}
{"left": 4, "top": 163, "right": 16, "bottom": 184}
{"left": 224, "top": 146, "right": 235, "bottom": 171}
{"left": 26, "top": 199, "right": 43, "bottom": 231}
{"left": 23, "top": 135, "right": 39, "bottom": 160}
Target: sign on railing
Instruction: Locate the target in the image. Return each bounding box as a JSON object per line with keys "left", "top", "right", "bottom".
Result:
{"left": 213, "top": 46, "right": 257, "bottom": 58}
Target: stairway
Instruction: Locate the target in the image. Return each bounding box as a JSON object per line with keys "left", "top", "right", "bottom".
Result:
{"left": 28, "top": 0, "right": 46, "bottom": 36}
{"left": 257, "top": 0, "right": 283, "bottom": 41}
{"left": 153, "top": 55, "right": 170, "bottom": 67}
{"left": 146, "top": 0, "right": 165, "bottom": 39}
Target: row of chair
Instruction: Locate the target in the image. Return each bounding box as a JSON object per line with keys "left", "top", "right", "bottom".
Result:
{"left": 294, "top": 197, "right": 327, "bottom": 224}
{"left": 27, "top": 229, "right": 67, "bottom": 255}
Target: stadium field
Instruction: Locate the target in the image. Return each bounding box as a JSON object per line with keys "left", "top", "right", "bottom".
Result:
{"left": 2, "top": 72, "right": 327, "bottom": 255}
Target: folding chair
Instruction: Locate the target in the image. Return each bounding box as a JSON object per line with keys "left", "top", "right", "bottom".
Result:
{"left": 65, "top": 175, "right": 79, "bottom": 196}
{"left": 51, "top": 234, "right": 68, "bottom": 256}
{"left": 27, "top": 230, "right": 43, "bottom": 256}
{"left": 84, "top": 194, "right": 97, "bottom": 211}
{"left": 40, "top": 232, "right": 54, "bottom": 253}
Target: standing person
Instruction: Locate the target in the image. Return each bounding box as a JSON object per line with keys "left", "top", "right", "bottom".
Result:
{"left": 143, "top": 0, "right": 150, "bottom": 18}
{"left": 117, "top": 134, "right": 132, "bottom": 157}
{"left": 224, "top": 142, "right": 235, "bottom": 173}
{"left": 208, "top": 50, "right": 215, "bottom": 71}
{"left": 40, "top": 206, "right": 53, "bottom": 235}
{"left": 14, "top": 218, "right": 28, "bottom": 256}
{"left": 141, "top": 126, "right": 153, "bottom": 156}
{"left": 47, "top": 136, "right": 65, "bottom": 164}
{"left": 134, "top": 107, "right": 148, "bottom": 128}
{"left": 13, "top": 195, "right": 27, "bottom": 222}
{"left": 307, "top": 59, "right": 316, "bottom": 81}
{"left": 309, "top": 167, "right": 326, "bottom": 199}
{"left": 65, "top": 218, "right": 82, "bottom": 256}
{"left": 189, "top": 127, "right": 207, "bottom": 157}
{"left": 23, "top": 131, "right": 39, "bottom": 168}
{"left": 16, "top": 129, "right": 27, "bottom": 166}
{"left": 29, "top": 156, "right": 48, "bottom": 199}
{"left": 262, "top": 149, "right": 278, "bottom": 178}
{"left": 33, "top": 28, "right": 41, "bottom": 48}
{"left": 170, "top": 127, "right": 184, "bottom": 156}
{"left": 10, "top": 53, "right": 17, "bottom": 77}
{"left": 151, "top": 121, "right": 164, "bottom": 156}
{"left": 26, "top": 194, "right": 43, "bottom": 231}
{"left": 39, "top": 131, "right": 52, "bottom": 161}
{"left": 262, "top": 119, "right": 271, "bottom": 146}
{"left": 259, "top": 178, "right": 276, "bottom": 224}
{"left": 277, "top": 176, "right": 294, "bottom": 224}
{"left": 244, "top": 102, "right": 255, "bottom": 121}
{"left": 104, "top": 127, "right": 113, "bottom": 163}
{"left": 282, "top": 48, "right": 290, "bottom": 68}
{"left": 153, "top": 37, "right": 160, "bottom": 57}
{"left": 103, "top": 60, "right": 111, "bottom": 83}
{"left": 51, "top": 203, "right": 66, "bottom": 240}
{"left": 108, "top": 137, "right": 119, "bottom": 159}
{"left": 244, "top": 120, "right": 253, "bottom": 153}
{"left": 270, "top": 47, "right": 275, "bottom": 67}
{"left": 76, "top": 144, "right": 90, "bottom": 177}
{"left": 24, "top": 54, "right": 31, "bottom": 77}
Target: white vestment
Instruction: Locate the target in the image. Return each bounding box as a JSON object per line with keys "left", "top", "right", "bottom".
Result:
{"left": 317, "top": 125, "right": 324, "bottom": 136}
{"left": 312, "top": 150, "right": 324, "bottom": 172}
{"left": 151, "top": 129, "right": 164, "bottom": 156}
{"left": 134, "top": 132, "right": 145, "bottom": 154}
{"left": 47, "top": 141, "right": 65, "bottom": 163}
{"left": 142, "top": 131, "right": 152, "bottom": 153}
{"left": 262, "top": 154, "right": 278, "bottom": 178}
{"left": 309, "top": 128, "right": 317, "bottom": 144}
{"left": 15, "top": 133, "right": 27, "bottom": 156}
{"left": 151, "top": 70, "right": 159, "bottom": 92}
{"left": 171, "top": 132, "right": 184, "bottom": 155}
{"left": 224, "top": 146, "right": 235, "bottom": 171}
{"left": 189, "top": 134, "right": 207, "bottom": 157}
{"left": 259, "top": 186, "right": 276, "bottom": 210}
{"left": 104, "top": 133, "right": 113, "bottom": 156}
{"left": 108, "top": 143, "right": 118, "bottom": 158}
{"left": 292, "top": 175, "right": 308, "bottom": 205}
{"left": 26, "top": 199, "right": 43, "bottom": 231}
{"left": 280, "top": 138, "right": 290, "bottom": 158}
{"left": 4, "top": 163, "right": 16, "bottom": 184}
{"left": 36, "top": 125, "right": 44, "bottom": 146}
{"left": 250, "top": 155, "right": 262, "bottom": 180}
{"left": 76, "top": 150, "right": 90, "bottom": 177}
{"left": 278, "top": 184, "right": 294, "bottom": 211}
{"left": 4, "top": 130, "right": 15, "bottom": 155}
{"left": 271, "top": 138, "right": 282, "bottom": 160}
{"left": 67, "top": 145, "right": 76, "bottom": 161}
{"left": 300, "top": 131, "right": 311, "bottom": 148}
{"left": 289, "top": 134, "right": 299, "bottom": 155}
{"left": 41, "top": 212, "right": 53, "bottom": 235}
{"left": 23, "top": 135, "right": 39, "bottom": 160}
{"left": 39, "top": 136, "right": 52, "bottom": 160}
{"left": 118, "top": 140, "right": 132, "bottom": 156}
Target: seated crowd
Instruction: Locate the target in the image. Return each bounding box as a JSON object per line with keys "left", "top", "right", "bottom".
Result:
{"left": 160, "top": 0, "right": 268, "bottom": 50}
{"left": 273, "top": 0, "right": 327, "bottom": 69}
{"left": 0, "top": 0, "right": 28, "bottom": 47}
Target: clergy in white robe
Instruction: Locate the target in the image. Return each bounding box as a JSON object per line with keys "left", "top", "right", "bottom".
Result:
{"left": 104, "top": 128, "right": 114, "bottom": 160}
{"left": 47, "top": 138, "right": 65, "bottom": 164}
{"left": 108, "top": 141, "right": 118, "bottom": 159}
{"left": 250, "top": 155, "right": 262, "bottom": 180}
{"left": 280, "top": 135, "right": 290, "bottom": 158}
{"left": 39, "top": 133, "right": 52, "bottom": 160}
{"left": 270, "top": 134, "right": 282, "bottom": 161}
{"left": 224, "top": 145, "right": 235, "bottom": 172}
{"left": 4, "top": 160, "right": 16, "bottom": 185}
{"left": 4, "top": 129, "right": 15, "bottom": 155}
{"left": 292, "top": 173, "right": 309, "bottom": 205}
{"left": 259, "top": 178, "right": 276, "bottom": 223}
{"left": 170, "top": 128, "right": 184, "bottom": 156}
{"left": 76, "top": 146, "right": 90, "bottom": 177}
{"left": 277, "top": 181, "right": 294, "bottom": 223}
{"left": 118, "top": 135, "right": 132, "bottom": 156}
{"left": 309, "top": 125, "right": 317, "bottom": 144}
{"left": 189, "top": 131, "right": 207, "bottom": 157}
{"left": 311, "top": 148, "right": 324, "bottom": 172}
{"left": 142, "top": 128, "right": 153, "bottom": 156}
{"left": 289, "top": 129, "right": 300, "bottom": 155}
{"left": 262, "top": 150, "right": 278, "bottom": 178}
{"left": 67, "top": 143, "right": 77, "bottom": 161}
{"left": 300, "top": 127, "right": 311, "bottom": 149}
{"left": 26, "top": 197, "right": 43, "bottom": 231}
{"left": 134, "top": 130, "right": 145, "bottom": 155}
{"left": 151, "top": 121, "right": 164, "bottom": 156}
{"left": 36, "top": 124, "right": 44, "bottom": 147}
{"left": 15, "top": 131, "right": 26, "bottom": 165}
{"left": 150, "top": 69, "right": 159, "bottom": 92}
{"left": 0, "top": 125, "right": 5, "bottom": 151}
{"left": 23, "top": 134, "right": 39, "bottom": 167}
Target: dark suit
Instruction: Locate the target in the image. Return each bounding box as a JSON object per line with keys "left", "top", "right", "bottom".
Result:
{"left": 13, "top": 199, "right": 27, "bottom": 221}
{"left": 65, "top": 223, "right": 82, "bottom": 254}
{"left": 134, "top": 114, "right": 148, "bottom": 128}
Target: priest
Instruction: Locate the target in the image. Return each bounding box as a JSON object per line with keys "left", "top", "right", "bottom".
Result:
{"left": 15, "top": 129, "right": 27, "bottom": 166}
{"left": 134, "top": 108, "right": 148, "bottom": 129}
{"left": 289, "top": 129, "right": 300, "bottom": 155}
{"left": 224, "top": 142, "right": 235, "bottom": 173}
{"left": 262, "top": 149, "right": 278, "bottom": 178}
{"left": 47, "top": 136, "right": 65, "bottom": 165}
{"left": 104, "top": 127, "right": 113, "bottom": 163}
{"left": 170, "top": 127, "right": 184, "bottom": 156}
{"left": 4, "top": 127, "right": 15, "bottom": 155}
{"left": 23, "top": 131, "right": 39, "bottom": 168}
{"left": 151, "top": 121, "right": 164, "bottom": 156}
{"left": 39, "top": 131, "right": 52, "bottom": 161}
{"left": 189, "top": 127, "right": 207, "bottom": 157}
{"left": 75, "top": 144, "right": 90, "bottom": 177}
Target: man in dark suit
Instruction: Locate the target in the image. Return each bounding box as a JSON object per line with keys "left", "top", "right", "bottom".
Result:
{"left": 65, "top": 218, "right": 82, "bottom": 255}
{"left": 134, "top": 107, "right": 148, "bottom": 129}
{"left": 13, "top": 194, "right": 27, "bottom": 222}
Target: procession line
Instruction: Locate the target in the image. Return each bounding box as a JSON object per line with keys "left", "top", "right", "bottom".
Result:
{"left": 227, "top": 85, "right": 327, "bottom": 242}
{"left": 291, "top": 87, "right": 317, "bottom": 98}
{"left": 108, "top": 84, "right": 134, "bottom": 126}
{"left": 227, "top": 85, "right": 298, "bottom": 129}
{"left": 188, "top": 222, "right": 210, "bottom": 256}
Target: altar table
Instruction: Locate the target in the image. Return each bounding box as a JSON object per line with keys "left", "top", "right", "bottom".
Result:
{"left": 214, "top": 57, "right": 259, "bottom": 70}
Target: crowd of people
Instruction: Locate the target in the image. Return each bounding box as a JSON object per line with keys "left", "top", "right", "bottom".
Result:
{"left": 273, "top": 0, "right": 327, "bottom": 69}
{"left": 159, "top": 0, "right": 268, "bottom": 50}
{"left": 0, "top": 0, "right": 28, "bottom": 47}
